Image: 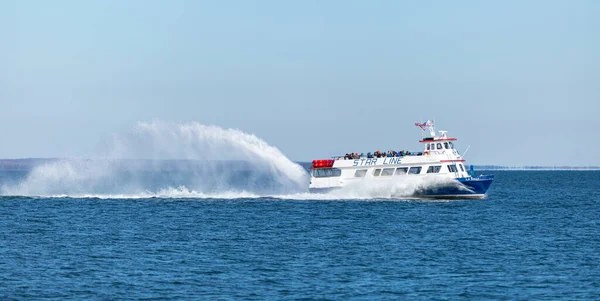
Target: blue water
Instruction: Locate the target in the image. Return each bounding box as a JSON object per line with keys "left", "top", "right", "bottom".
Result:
{"left": 1, "top": 171, "right": 599, "bottom": 299}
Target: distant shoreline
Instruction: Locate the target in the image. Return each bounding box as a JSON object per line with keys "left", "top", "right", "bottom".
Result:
{"left": 473, "top": 167, "right": 600, "bottom": 171}
{"left": 0, "top": 159, "right": 598, "bottom": 172}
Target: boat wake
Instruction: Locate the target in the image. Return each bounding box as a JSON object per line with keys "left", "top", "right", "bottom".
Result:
{"left": 0, "top": 121, "right": 475, "bottom": 200}
{"left": 3, "top": 177, "right": 472, "bottom": 201}
{"left": 0, "top": 121, "right": 309, "bottom": 198}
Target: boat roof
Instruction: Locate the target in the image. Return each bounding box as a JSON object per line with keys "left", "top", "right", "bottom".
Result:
{"left": 419, "top": 137, "right": 457, "bottom": 143}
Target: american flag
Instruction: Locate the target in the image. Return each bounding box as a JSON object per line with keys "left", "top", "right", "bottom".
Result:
{"left": 415, "top": 120, "right": 433, "bottom": 131}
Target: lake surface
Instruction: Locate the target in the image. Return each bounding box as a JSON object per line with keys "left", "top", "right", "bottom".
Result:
{"left": 1, "top": 171, "right": 599, "bottom": 299}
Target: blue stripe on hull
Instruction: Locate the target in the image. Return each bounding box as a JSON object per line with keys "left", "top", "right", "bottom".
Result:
{"left": 417, "top": 175, "right": 494, "bottom": 198}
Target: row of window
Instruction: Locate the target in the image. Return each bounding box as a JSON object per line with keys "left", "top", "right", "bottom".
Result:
{"left": 426, "top": 142, "right": 454, "bottom": 151}
{"left": 313, "top": 164, "right": 465, "bottom": 178}
{"left": 359, "top": 167, "right": 418, "bottom": 177}
{"left": 357, "top": 164, "right": 464, "bottom": 177}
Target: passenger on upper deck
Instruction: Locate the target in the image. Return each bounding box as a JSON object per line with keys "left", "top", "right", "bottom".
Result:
{"left": 342, "top": 149, "right": 414, "bottom": 160}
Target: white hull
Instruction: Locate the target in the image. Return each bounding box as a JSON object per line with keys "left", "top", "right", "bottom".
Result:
{"left": 308, "top": 123, "right": 494, "bottom": 198}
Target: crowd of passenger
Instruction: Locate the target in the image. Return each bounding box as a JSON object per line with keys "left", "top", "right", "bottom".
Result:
{"left": 342, "top": 150, "right": 421, "bottom": 160}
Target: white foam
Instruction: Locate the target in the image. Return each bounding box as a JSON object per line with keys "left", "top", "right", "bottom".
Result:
{"left": 1, "top": 121, "right": 309, "bottom": 197}
{"left": 282, "top": 175, "right": 470, "bottom": 200}
{"left": 3, "top": 174, "right": 470, "bottom": 201}
{"left": 36, "top": 186, "right": 263, "bottom": 200}
{"left": 1, "top": 121, "right": 472, "bottom": 201}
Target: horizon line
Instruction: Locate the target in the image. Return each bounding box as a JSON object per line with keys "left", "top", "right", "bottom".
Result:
{"left": 0, "top": 158, "right": 599, "bottom": 169}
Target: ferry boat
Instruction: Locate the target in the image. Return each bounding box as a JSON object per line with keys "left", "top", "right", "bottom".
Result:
{"left": 308, "top": 121, "right": 494, "bottom": 198}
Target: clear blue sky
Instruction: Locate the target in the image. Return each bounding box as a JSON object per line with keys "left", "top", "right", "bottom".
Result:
{"left": 2, "top": 0, "right": 599, "bottom": 166}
